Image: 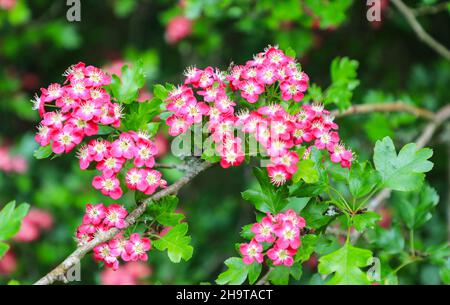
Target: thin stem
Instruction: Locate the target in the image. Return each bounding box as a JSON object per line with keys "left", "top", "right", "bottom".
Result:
{"left": 391, "top": 0, "right": 450, "bottom": 61}
{"left": 410, "top": 229, "right": 415, "bottom": 257}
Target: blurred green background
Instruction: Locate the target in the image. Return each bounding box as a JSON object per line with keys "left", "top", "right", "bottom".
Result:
{"left": 0, "top": 0, "right": 449, "bottom": 284}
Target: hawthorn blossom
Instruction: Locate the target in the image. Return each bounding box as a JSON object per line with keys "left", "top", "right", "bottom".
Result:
{"left": 103, "top": 204, "right": 128, "bottom": 229}
{"left": 123, "top": 234, "right": 151, "bottom": 262}
{"left": 267, "top": 245, "right": 296, "bottom": 266}
{"left": 92, "top": 174, "right": 123, "bottom": 199}
{"left": 240, "top": 240, "right": 264, "bottom": 265}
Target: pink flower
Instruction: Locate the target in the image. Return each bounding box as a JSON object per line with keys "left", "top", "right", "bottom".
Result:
{"left": 251, "top": 216, "right": 276, "bottom": 243}
{"left": 35, "top": 124, "right": 54, "bottom": 146}
{"left": 41, "top": 83, "right": 64, "bottom": 103}
{"left": 277, "top": 209, "right": 306, "bottom": 229}
{"left": 84, "top": 65, "right": 111, "bottom": 87}
{"left": 13, "top": 218, "right": 40, "bottom": 242}
{"left": 88, "top": 139, "right": 110, "bottom": 162}
{"left": 69, "top": 117, "right": 98, "bottom": 137}
{"left": 111, "top": 133, "right": 136, "bottom": 159}
{"left": 51, "top": 124, "right": 83, "bottom": 154}
{"left": 314, "top": 131, "right": 340, "bottom": 151}
{"left": 42, "top": 111, "right": 66, "bottom": 129}
{"left": 267, "top": 245, "right": 296, "bottom": 266}
{"left": 125, "top": 167, "right": 144, "bottom": 190}
{"left": 166, "top": 115, "right": 191, "bottom": 136}
{"left": 123, "top": 234, "right": 151, "bottom": 262}
{"left": 267, "top": 164, "right": 291, "bottom": 186}
{"left": 100, "top": 262, "right": 151, "bottom": 285}
{"left": 165, "top": 16, "right": 192, "bottom": 45}
{"left": 330, "top": 143, "right": 353, "bottom": 168}
{"left": 280, "top": 80, "right": 307, "bottom": 102}
{"left": 271, "top": 151, "right": 299, "bottom": 175}
{"left": 94, "top": 242, "right": 121, "bottom": 270}
{"left": 76, "top": 145, "right": 92, "bottom": 170}
{"left": 137, "top": 169, "right": 164, "bottom": 195}
{"left": 66, "top": 79, "right": 90, "bottom": 100}
{"left": 96, "top": 155, "right": 125, "bottom": 177}
{"left": 92, "top": 174, "right": 123, "bottom": 199}
{"left": 239, "top": 80, "right": 264, "bottom": 103}
{"left": 275, "top": 221, "right": 301, "bottom": 249}
{"left": 26, "top": 208, "right": 53, "bottom": 230}
{"left": 83, "top": 203, "right": 107, "bottom": 225}
{"left": 240, "top": 240, "right": 264, "bottom": 265}
{"left": 0, "top": 0, "right": 16, "bottom": 10}
{"left": 133, "top": 142, "right": 157, "bottom": 168}
{"left": 0, "top": 250, "right": 17, "bottom": 275}
{"left": 103, "top": 204, "right": 128, "bottom": 229}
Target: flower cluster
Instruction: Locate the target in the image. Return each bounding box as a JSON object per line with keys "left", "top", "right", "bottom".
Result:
{"left": 76, "top": 203, "right": 151, "bottom": 270}
{"left": 240, "top": 210, "right": 306, "bottom": 267}
{"left": 165, "top": 46, "right": 353, "bottom": 186}
{"left": 78, "top": 131, "right": 166, "bottom": 199}
{"left": 33, "top": 62, "right": 121, "bottom": 154}
{"left": 33, "top": 63, "right": 167, "bottom": 200}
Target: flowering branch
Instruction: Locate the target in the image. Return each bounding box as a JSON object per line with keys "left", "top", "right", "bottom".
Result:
{"left": 34, "top": 159, "right": 212, "bottom": 285}
{"left": 391, "top": 0, "right": 450, "bottom": 61}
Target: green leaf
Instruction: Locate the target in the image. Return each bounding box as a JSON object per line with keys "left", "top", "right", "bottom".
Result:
{"left": 241, "top": 168, "right": 288, "bottom": 214}
{"left": 8, "top": 0, "right": 30, "bottom": 26}
{"left": 295, "top": 234, "right": 318, "bottom": 262}
{"left": 373, "top": 137, "right": 433, "bottom": 191}
{"left": 268, "top": 263, "right": 302, "bottom": 285}
{"left": 147, "top": 196, "right": 184, "bottom": 227}
{"left": 348, "top": 161, "right": 381, "bottom": 199}
{"left": 289, "top": 181, "right": 327, "bottom": 197}
{"left": 0, "top": 242, "right": 9, "bottom": 258}
{"left": 146, "top": 122, "right": 160, "bottom": 138}
{"left": 318, "top": 243, "right": 373, "bottom": 285}
{"left": 153, "top": 84, "right": 169, "bottom": 100}
{"left": 153, "top": 223, "right": 193, "bottom": 263}
{"left": 392, "top": 184, "right": 439, "bottom": 229}
{"left": 109, "top": 60, "right": 146, "bottom": 104}
{"left": 352, "top": 212, "right": 381, "bottom": 232}
{"left": 33, "top": 145, "right": 52, "bottom": 159}
{"left": 324, "top": 57, "right": 359, "bottom": 110}
{"left": 440, "top": 259, "right": 450, "bottom": 284}
{"left": 240, "top": 224, "right": 255, "bottom": 240}
{"left": 248, "top": 262, "right": 262, "bottom": 285}
{"left": 292, "top": 159, "right": 319, "bottom": 184}
{"left": 0, "top": 201, "right": 30, "bottom": 241}
{"left": 216, "top": 257, "right": 257, "bottom": 285}
{"left": 367, "top": 226, "right": 405, "bottom": 254}
{"left": 122, "top": 98, "right": 163, "bottom": 131}
{"left": 301, "top": 201, "right": 333, "bottom": 229}
{"left": 282, "top": 197, "right": 309, "bottom": 213}
{"left": 113, "top": 0, "right": 136, "bottom": 17}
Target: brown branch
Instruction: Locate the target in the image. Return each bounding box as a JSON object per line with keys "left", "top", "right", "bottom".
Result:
{"left": 413, "top": 2, "right": 450, "bottom": 16}
{"left": 34, "top": 159, "right": 212, "bottom": 285}
{"left": 154, "top": 162, "right": 188, "bottom": 171}
{"left": 333, "top": 102, "right": 436, "bottom": 120}
{"left": 391, "top": 0, "right": 450, "bottom": 61}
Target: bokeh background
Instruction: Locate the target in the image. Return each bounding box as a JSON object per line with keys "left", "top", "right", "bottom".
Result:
{"left": 0, "top": 0, "right": 449, "bottom": 284}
